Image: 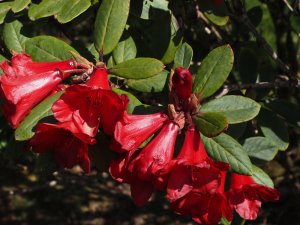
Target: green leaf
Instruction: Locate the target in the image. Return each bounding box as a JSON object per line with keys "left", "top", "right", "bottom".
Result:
{"left": 25, "top": 36, "right": 77, "bottom": 62}
{"left": 198, "top": 0, "right": 229, "bottom": 26}
{"left": 131, "top": 0, "right": 169, "bottom": 20}
{"left": 251, "top": 165, "right": 274, "bottom": 188}
{"left": 202, "top": 133, "right": 253, "bottom": 175}
{"left": 265, "top": 99, "right": 300, "bottom": 127}
{"left": 15, "top": 91, "right": 64, "bottom": 141}
{"left": 3, "top": 19, "right": 29, "bottom": 52}
{"left": 0, "top": 54, "right": 6, "bottom": 75}
{"left": 193, "top": 45, "right": 234, "bottom": 99}
{"left": 56, "top": 0, "right": 91, "bottom": 23}
{"left": 173, "top": 42, "right": 193, "bottom": 68}
{"left": 112, "top": 36, "right": 137, "bottom": 64}
{"left": 193, "top": 112, "right": 228, "bottom": 137}
{"left": 112, "top": 88, "right": 142, "bottom": 114}
{"left": 258, "top": 108, "right": 289, "bottom": 151}
{"left": 237, "top": 47, "right": 259, "bottom": 83}
{"left": 243, "top": 137, "right": 278, "bottom": 161}
{"left": 109, "top": 57, "right": 164, "bottom": 79}
{"left": 93, "top": 0, "right": 130, "bottom": 55}
{"left": 28, "top": 0, "right": 65, "bottom": 21}
{"left": 12, "top": 0, "right": 30, "bottom": 13}
{"left": 127, "top": 70, "right": 168, "bottom": 93}
{"left": 0, "top": 2, "right": 12, "bottom": 24}
{"left": 201, "top": 95, "right": 261, "bottom": 124}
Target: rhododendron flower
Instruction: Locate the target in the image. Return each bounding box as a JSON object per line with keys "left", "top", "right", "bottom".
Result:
{"left": 166, "top": 126, "right": 231, "bottom": 225}
{"left": 111, "top": 111, "right": 168, "bottom": 152}
{"left": 170, "top": 172, "right": 232, "bottom": 225}
{"left": 228, "top": 173, "right": 280, "bottom": 220}
{"left": 52, "top": 68, "right": 123, "bottom": 138}
{"left": 0, "top": 54, "right": 77, "bottom": 128}
{"left": 167, "top": 126, "right": 230, "bottom": 201}
{"left": 110, "top": 121, "right": 179, "bottom": 206}
{"left": 30, "top": 122, "right": 94, "bottom": 173}
{"left": 172, "top": 67, "right": 193, "bottom": 99}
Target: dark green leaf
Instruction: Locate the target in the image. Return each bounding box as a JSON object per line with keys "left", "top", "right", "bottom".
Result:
{"left": 201, "top": 95, "right": 261, "bottom": 124}
{"left": 131, "top": 0, "right": 169, "bottom": 20}
{"left": 3, "top": 19, "right": 29, "bottom": 52}
{"left": 112, "top": 36, "right": 137, "bottom": 64}
{"left": 258, "top": 108, "right": 289, "bottom": 151}
{"left": 173, "top": 42, "right": 193, "bottom": 68}
{"left": 243, "top": 137, "right": 278, "bottom": 161}
{"left": 237, "top": 48, "right": 259, "bottom": 83}
{"left": 109, "top": 57, "right": 164, "bottom": 79}
{"left": 193, "top": 45, "right": 234, "bottom": 99}
{"left": 198, "top": 0, "right": 229, "bottom": 26}
{"left": 56, "top": 0, "right": 91, "bottom": 23}
{"left": 127, "top": 70, "right": 168, "bottom": 93}
{"left": 202, "top": 133, "right": 253, "bottom": 175}
{"left": 0, "top": 2, "right": 12, "bottom": 24}
{"left": 12, "top": 0, "right": 30, "bottom": 13}
{"left": 93, "top": 0, "right": 130, "bottom": 55}
{"left": 0, "top": 54, "right": 6, "bottom": 75}
{"left": 25, "top": 36, "right": 77, "bottom": 61}
{"left": 265, "top": 99, "right": 300, "bottom": 127}
{"left": 15, "top": 91, "right": 64, "bottom": 141}
{"left": 28, "top": 0, "right": 65, "bottom": 21}
{"left": 251, "top": 165, "right": 274, "bottom": 188}
{"left": 193, "top": 112, "right": 228, "bottom": 137}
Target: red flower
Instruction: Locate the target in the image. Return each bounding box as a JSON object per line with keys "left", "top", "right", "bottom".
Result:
{"left": 166, "top": 126, "right": 232, "bottom": 225}
{"left": 167, "top": 126, "right": 229, "bottom": 201}
{"left": 172, "top": 67, "right": 193, "bottom": 99}
{"left": 30, "top": 122, "right": 94, "bottom": 173}
{"left": 170, "top": 172, "right": 232, "bottom": 225}
{"left": 228, "top": 173, "right": 280, "bottom": 220}
{"left": 111, "top": 111, "right": 168, "bottom": 152}
{"left": 52, "top": 68, "right": 124, "bottom": 138}
{"left": 110, "top": 121, "right": 179, "bottom": 206}
{"left": 0, "top": 54, "right": 77, "bottom": 128}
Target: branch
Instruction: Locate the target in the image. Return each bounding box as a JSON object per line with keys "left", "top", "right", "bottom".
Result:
{"left": 215, "top": 76, "right": 300, "bottom": 98}
{"left": 225, "top": 0, "right": 292, "bottom": 76}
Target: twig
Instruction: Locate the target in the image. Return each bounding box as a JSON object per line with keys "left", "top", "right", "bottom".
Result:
{"left": 283, "top": 0, "right": 294, "bottom": 12}
{"left": 215, "top": 76, "right": 300, "bottom": 98}
{"left": 196, "top": 6, "right": 223, "bottom": 41}
{"left": 225, "top": 0, "right": 292, "bottom": 76}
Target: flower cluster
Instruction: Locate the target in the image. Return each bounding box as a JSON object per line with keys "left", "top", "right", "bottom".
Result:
{"left": 108, "top": 67, "right": 280, "bottom": 224}
{"left": 0, "top": 54, "right": 279, "bottom": 225}
{"left": 0, "top": 53, "right": 124, "bottom": 173}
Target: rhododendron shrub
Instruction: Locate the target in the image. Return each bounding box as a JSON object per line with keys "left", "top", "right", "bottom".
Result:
{"left": 2, "top": 0, "right": 297, "bottom": 224}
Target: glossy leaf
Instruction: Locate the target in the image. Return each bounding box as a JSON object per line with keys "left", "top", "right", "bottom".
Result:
{"left": 193, "top": 45, "right": 234, "bottom": 99}
{"left": 258, "top": 108, "right": 289, "bottom": 151}
{"left": 3, "top": 20, "right": 29, "bottom": 52}
{"left": 131, "top": 0, "right": 169, "bottom": 20}
{"left": 15, "top": 91, "right": 64, "bottom": 141}
{"left": 25, "top": 36, "right": 77, "bottom": 62}
{"left": 251, "top": 165, "right": 274, "bottom": 188}
{"left": 193, "top": 112, "right": 228, "bottom": 137}
{"left": 112, "top": 36, "right": 137, "bottom": 64}
{"left": 109, "top": 58, "right": 164, "bottom": 79}
{"left": 12, "top": 0, "right": 31, "bottom": 13}
{"left": 94, "top": 0, "right": 130, "bottom": 55}
{"left": 201, "top": 95, "right": 261, "bottom": 124}
{"left": 28, "top": 0, "right": 65, "bottom": 21}
{"left": 56, "top": 0, "right": 91, "bottom": 23}
{"left": 202, "top": 133, "right": 253, "bottom": 175}
{"left": 173, "top": 42, "right": 193, "bottom": 68}
{"left": 243, "top": 137, "right": 278, "bottom": 161}
{"left": 0, "top": 2, "right": 12, "bottom": 24}
{"left": 0, "top": 54, "right": 6, "bottom": 75}
{"left": 127, "top": 70, "right": 168, "bottom": 93}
